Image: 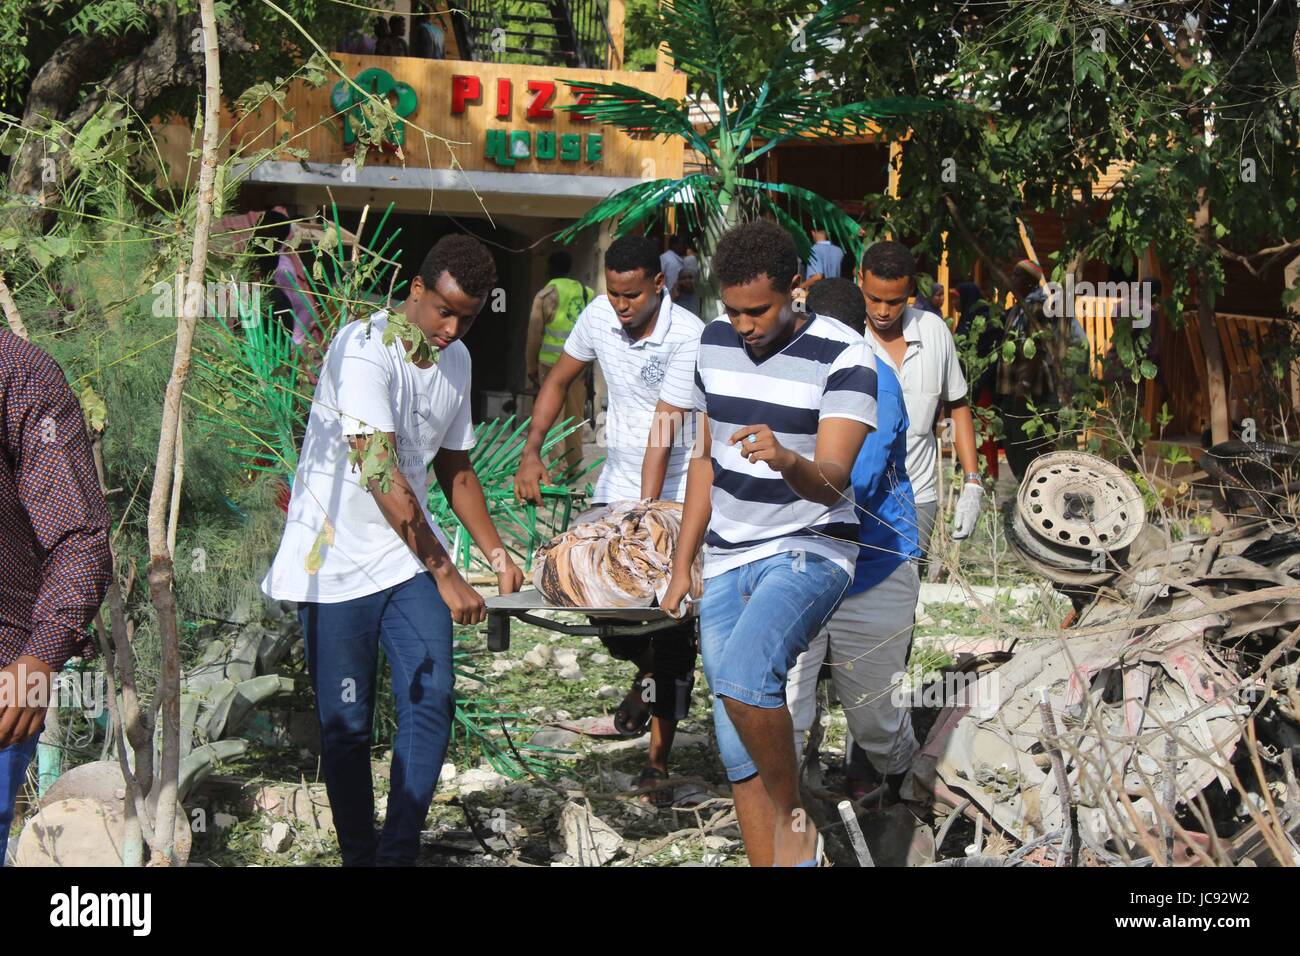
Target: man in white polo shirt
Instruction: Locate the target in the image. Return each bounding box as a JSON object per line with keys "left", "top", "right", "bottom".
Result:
{"left": 514, "top": 234, "right": 704, "bottom": 802}
{"left": 857, "top": 241, "right": 984, "bottom": 552}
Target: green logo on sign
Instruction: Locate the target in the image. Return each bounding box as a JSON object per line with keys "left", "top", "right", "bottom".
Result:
{"left": 331, "top": 68, "right": 418, "bottom": 147}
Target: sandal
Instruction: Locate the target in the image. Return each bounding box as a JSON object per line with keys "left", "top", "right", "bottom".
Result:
{"left": 613, "top": 673, "right": 652, "bottom": 737}
{"left": 635, "top": 766, "right": 674, "bottom": 808}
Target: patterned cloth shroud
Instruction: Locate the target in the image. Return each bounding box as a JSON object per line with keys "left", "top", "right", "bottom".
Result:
{"left": 533, "top": 500, "right": 701, "bottom": 608}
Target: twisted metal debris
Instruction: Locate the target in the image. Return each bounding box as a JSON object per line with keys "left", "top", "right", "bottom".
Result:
{"left": 913, "top": 452, "right": 1300, "bottom": 866}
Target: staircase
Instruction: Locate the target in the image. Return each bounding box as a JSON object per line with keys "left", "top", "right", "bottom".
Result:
{"left": 452, "top": 0, "right": 619, "bottom": 69}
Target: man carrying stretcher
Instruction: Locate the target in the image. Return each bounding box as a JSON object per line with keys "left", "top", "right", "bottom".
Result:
{"left": 513, "top": 235, "right": 705, "bottom": 803}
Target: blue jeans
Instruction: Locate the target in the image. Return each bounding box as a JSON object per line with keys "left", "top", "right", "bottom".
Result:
{"left": 698, "top": 551, "right": 850, "bottom": 782}
{"left": 0, "top": 730, "right": 40, "bottom": 867}
{"left": 299, "top": 572, "right": 455, "bottom": 866}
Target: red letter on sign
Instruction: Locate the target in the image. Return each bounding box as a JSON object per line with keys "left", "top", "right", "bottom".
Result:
{"left": 526, "top": 81, "right": 555, "bottom": 119}
{"left": 452, "top": 75, "right": 481, "bottom": 114}
{"left": 497, "top": 78, "right": 511, "bottom": 119}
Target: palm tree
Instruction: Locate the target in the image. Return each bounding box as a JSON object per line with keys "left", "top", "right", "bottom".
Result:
{"left": 556, "top": 0, "right": 943, "bottom": 274}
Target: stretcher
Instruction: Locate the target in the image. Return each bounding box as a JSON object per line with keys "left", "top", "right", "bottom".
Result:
{"left": 484, "top": 588, "right": 695, "bottom": 651}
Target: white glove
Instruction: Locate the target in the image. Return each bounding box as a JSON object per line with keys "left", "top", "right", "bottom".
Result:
{"left": 951, "top": 481, "right": 983, "bottom": 540}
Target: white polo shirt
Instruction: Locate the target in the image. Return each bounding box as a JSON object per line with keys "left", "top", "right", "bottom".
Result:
{"left": 261, "top": 312, "right": 476, "bottom": 603}
{"left": 866, "top": 306, "right": 967, "bottom": 505}
{"left": 563, "top": 291, "right": 703, "bottom": 503}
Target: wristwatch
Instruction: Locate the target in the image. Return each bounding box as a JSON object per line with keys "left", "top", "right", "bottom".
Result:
{"left": 964, "top": 471, "right": 983, "bottom": 486}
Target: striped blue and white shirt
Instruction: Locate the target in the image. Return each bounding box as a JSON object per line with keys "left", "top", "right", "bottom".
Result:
{"left": 662, "top": 312, "right": 878, "bottom": 578}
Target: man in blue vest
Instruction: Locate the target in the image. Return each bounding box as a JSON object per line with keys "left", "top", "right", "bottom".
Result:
{"left": 784, "top": 277, "right": 923, "bottom": 810}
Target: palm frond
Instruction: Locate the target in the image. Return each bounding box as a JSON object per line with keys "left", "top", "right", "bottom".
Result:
{"left": 740, "top": 177, "right": 866, "bottom": 266}
{"left": 556, "top": 173, "right": 718, "bottom": 243}
{"left": 558, "top": 81, "right": 715, "bottom": 159}
{"left": 738, "top": 95, "right": 946, "bottom": 164}
{"left": 658, "top": 0, "right": 739, "bottom": 125}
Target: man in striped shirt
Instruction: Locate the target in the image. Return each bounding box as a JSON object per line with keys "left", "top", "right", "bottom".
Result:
{"left": 661, "top": 221, "right": 876, "bottom": 866}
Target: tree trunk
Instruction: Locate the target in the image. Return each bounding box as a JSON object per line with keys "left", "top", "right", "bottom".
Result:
{"left": 6, "top": 31, "right": 145, "bottom": 206}
{"left": 1195, "top": 189, "right": 1231, "bottom": 444}
{"left": 89, "top": 431, "right": 158, "bottom": 861}
{"left": 3, "top": 8, "right": 249, "bottom": 232}
{"left": 144, "top": 0, "right": 221, "bottom": 866}
{"left": 0, "top": 273, "right": 29, "bottom": 338}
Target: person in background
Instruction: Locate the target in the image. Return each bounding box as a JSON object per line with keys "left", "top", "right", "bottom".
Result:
{"left": 857, "top": 241, "right": 983, "bottom": 555}
{"left": 410, "top": 6, "right": 446, "bottom": 59}
{"left": 525, "top": 250, "right": 596, "bottom": 475}
{"left": 338, "top": 23, "right": 377, "bottom": 55}
{"left": 659, "top": 234, "right": 699, "bottom": 315}
{"left": 803, "top": 227, "right": 844, "bottom": 285}
{"left": 913, "top": 282, "right": 944, "bottom": 317}
{"left": 783, "top": 277, "right": 922, "bottom": 810}
{"left": 0, "top": 332, "right": 112, "bottom": 867}
{"left": 371, "top": 16, "right": 391, "bottom": 55}
{"left": 999, "top": 260, "right": 1091, "bottom": 480}
{"left": 262, "top": 235, "right": 525, "bottom": 866}
{"left": 254, "top": 208, "right": 318, "bottom": 346}
{"left": 661, "top": 221, "right": 876, "bottom": 866}
{"left": 516, "top": 236, "right": 704, "bottom": 805}
{"left": 954, "top": 280, "right": 1001, "bottom": 480}
{"left": 677, "top": 240, "right": 701, "bottom": 318}
{"left": 377, "top": 15, "right": 408, "bottom": 56}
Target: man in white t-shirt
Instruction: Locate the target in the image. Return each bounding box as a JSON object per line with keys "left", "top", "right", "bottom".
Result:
{"left": 262, "top": 234, "right": 524, "bottom": 867}
{"left": 514, "top": 234, "right": 703, "bottom": 802}
{"left": 857, "top": 241, "right": 984, "bottom": 553}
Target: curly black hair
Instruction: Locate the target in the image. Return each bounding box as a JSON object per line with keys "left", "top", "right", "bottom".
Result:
{"left": 420, "top": 234, "right": 498, "bottom": 299}
{"left": 713, "top": 221, "right": 798, "bottom": 292}
{"left": 806, "top": 277, "right": 866, "bottom": 335}
{"left": 860, "top": 240, "right": 915, "bottom": 281}
{"left": 604, "top": 235, "right": 661, "bottom": 277}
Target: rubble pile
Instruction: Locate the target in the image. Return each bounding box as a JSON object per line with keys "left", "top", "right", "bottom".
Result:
{"left": 914, "top": 452, "right": 1300, "bottom": 866}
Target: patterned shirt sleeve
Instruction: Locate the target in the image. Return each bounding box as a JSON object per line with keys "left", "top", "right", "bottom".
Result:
{"left": 5, "top": 348, "right": 111, "bottom": 668}
{"left": 820, "top": 339, "right": 878, "bottom": 430}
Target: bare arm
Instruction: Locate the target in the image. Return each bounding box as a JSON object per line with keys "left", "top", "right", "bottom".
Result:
{"left": 351, "top": 433, "right": 486, "bottom": 624}
{"left": 661, "top": 415, "right": 713, "bottom": 617}
{"left": 434, "top": 448, "right": 523, "bottom": 593}
{"left": 525, "top": 286, "right": 555, "bottom": 384}
{"left": 641, "top": 399, "right": 691, "bottom": 500}
{"left": 945, "top": 399, "right": 979, "bottom": 476}
{"left": 728, "top": 417, "right": 868, "bottom": 507}
{"left": 514, "top": 352, "right": 589, "bottom": 503}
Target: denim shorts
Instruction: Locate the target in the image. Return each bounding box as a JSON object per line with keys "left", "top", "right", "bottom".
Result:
{"left": 698, "top": 550, "right": 850, "bottom": 782}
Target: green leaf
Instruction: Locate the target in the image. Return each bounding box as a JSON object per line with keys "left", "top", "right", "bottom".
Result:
{"left": 304, "top": 520, "right": 334, "bottom": 574}
{"left": 80, "top": 385, "right": 107, "bottom": 433}
{"left": 1022, "top": 337, "right": 1037, "bottom": 359}
{"left": 347, "top": 433, "right": 398, "bottom": 496}
{"left": 557, "top": 81, "right": 713, "bottom": 159}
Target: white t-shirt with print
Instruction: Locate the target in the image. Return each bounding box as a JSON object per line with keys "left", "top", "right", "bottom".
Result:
{"left": 563, "top": 292, "right": 703, "bottom": 503}
{"left": 261, "top": 312, "right": 476, "bottom": 603}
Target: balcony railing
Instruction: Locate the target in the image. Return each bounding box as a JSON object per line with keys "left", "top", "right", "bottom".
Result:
{"left": 451, "top": 0, "right": 619, "bottom": 70}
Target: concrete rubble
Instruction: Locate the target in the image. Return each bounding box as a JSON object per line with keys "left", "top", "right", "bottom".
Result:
{"left": 556, "top": 801, "right": 624, "bottom": 866}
